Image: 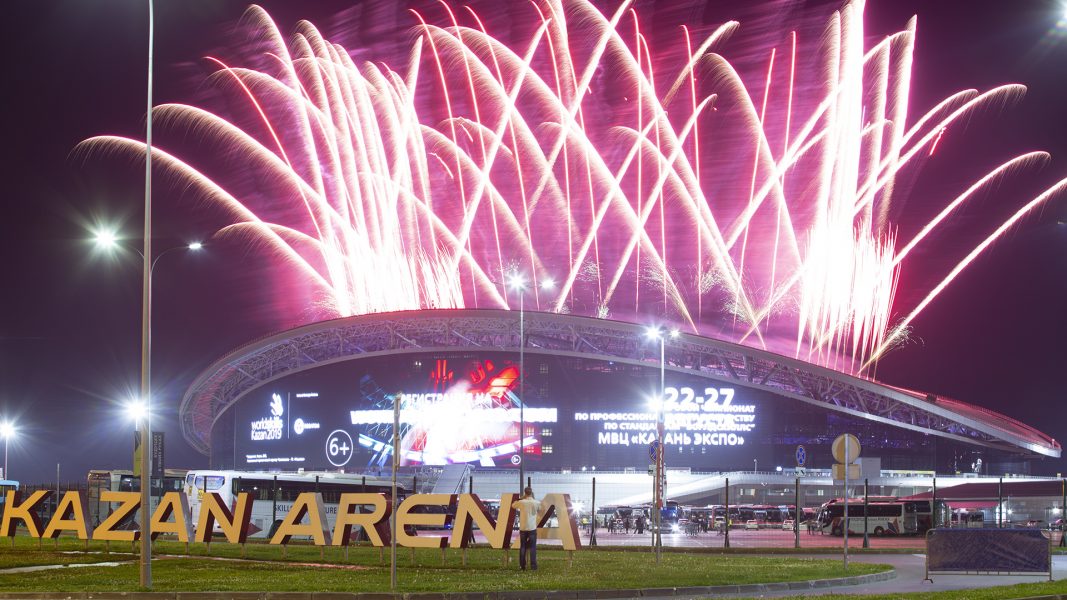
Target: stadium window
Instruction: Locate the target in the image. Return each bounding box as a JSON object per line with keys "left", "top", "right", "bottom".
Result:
{"left": 539, "top": 363, "right": 549, "bottom": 374}
{"left": 543, "top": 445, "right": 553, "bottom": 454}
{"left": 541, "top": 428, "right": 552, "bottom": 437}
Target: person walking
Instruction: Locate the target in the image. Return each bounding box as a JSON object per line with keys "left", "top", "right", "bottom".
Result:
{"left": 512, "top": 486, "right": 540, "bottom": 571}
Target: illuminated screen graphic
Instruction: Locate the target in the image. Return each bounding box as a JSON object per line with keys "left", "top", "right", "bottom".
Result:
{"left": 228, "top": 353, "right": 777, "bottom": 471}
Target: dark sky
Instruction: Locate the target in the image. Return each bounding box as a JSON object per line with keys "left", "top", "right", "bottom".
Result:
{"left": 1, "top": 0, "right": 1065, "bottom": 485}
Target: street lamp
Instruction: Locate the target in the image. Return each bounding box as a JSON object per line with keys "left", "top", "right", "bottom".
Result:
{"left": 507, "top": 273, "right": 555, "bottom": 493}
{"left": 93, "top": 221, "right": 201, "bottom": 592}
{"left": 645, "top": 325, "right": 678, "bottom": 563}
{"left": 1, "top": 422, "right": 15, "bottom": 480}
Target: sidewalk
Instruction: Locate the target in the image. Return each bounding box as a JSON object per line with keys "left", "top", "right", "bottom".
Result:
{"left": 716, "top": 553, "right": 1066, "bottom": 598}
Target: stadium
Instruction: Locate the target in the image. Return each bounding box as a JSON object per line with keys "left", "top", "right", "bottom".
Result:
{"left": 179, "top": 309, "right": 1060, "bottom": 503}
{"left": 128, "top": 0, "right": 1067, "bottom": 509}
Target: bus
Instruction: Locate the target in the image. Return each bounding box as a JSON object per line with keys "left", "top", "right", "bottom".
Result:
{"left": 815, "top": 498, "right": 949, "bottom": 536}
{"left": 185, "top": 470, "right": 405, "bottom": 539}
{"left": 87, "top": 469, "right": 188, "bottom": 527}
{"left": 0, "top": 479, "right": 18, "bottom": 510}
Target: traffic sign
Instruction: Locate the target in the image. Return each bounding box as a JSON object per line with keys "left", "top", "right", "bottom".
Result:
{"left": 649, "top": 440, "right": 662, "bottom": 461}
{"left": 795, "top": 445, "right": 806, "bottom": 467}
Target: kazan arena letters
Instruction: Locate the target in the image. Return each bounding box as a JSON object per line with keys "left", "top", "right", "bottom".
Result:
{"left": 1, "top": 491, "right": 582, "bottom": 551}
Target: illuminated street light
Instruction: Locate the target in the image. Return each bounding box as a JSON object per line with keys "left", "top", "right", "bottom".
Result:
{"left": 94, "top": 226, "right": 202, "bottom": 590}
{"left": 92, "top": 213, "right": 202, "bottom": 592}
{"left": 645, "top": 325, "right": 678, "bottom": 563}
{"left": 507, "top": 273, "right": 555, "bottom": 494}
{"left": 1, "top": 421, "right": 15, "bottom": 480}
{"left": 126, "top": 400, "right": 148, "bottom": 425}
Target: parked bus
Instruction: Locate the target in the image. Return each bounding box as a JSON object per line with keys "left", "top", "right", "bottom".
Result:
{"left": 815, "top": 498, "right": 949, "bottom": 536}
{"left": 184, "top": 470, "right": 405, "bottom": 539}
{"left": 86, "top": 469, "right": 188, "bottom": 527}
{"left": 0, "top": 479, "right": 18, "bottom": 510}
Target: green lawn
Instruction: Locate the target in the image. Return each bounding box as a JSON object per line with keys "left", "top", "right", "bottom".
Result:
{"left": 0, "top": 537, "right": 887, "bottom": 593}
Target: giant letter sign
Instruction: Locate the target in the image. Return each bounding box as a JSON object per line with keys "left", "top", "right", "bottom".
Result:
{"left": 333, "top": 493, "right": 391, "bottom": 546}
{"left": 537, "top": 493, "right": 582, "bottom": 551}
{"left": 43, "top": 491, "right": 92, "bottom": 540}
{"left": 396, "top": 494, "right": 456, "bottom": 548}
{"left": 150, "top": 492, "right": 192, "bottom": 542}
{"left": 451, "top": 493, "right": 516, "bottom": 549}
{"left": 195, "top": 492, "right": 253, "bottom": 544}
{"left": 92, "top": 491, "right": 141, "bottom": 542}
{"left": 1, "top": 490, "right": 52, "bottom": 538}
{"left": 270, "top": 492, "right": 332, "bottom": 546}
{"left": 1, "top": 492, "right": 581, "bottom": 552}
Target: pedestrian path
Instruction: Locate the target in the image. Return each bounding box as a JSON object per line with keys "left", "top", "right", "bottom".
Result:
{"left": 716, "top": 553, "right": 1066, "bottom": 597}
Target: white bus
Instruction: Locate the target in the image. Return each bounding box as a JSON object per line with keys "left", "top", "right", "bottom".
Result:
{"left": 185, "top": 470, "right": 405, "bottom": 539}
{"left": 815, "top": 498, "right": 949, "bottom": 536}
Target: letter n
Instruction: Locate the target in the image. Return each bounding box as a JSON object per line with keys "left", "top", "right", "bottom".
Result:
{"left": 450, "top": 493, "right": 516, "bottom": 549}
{"left": 195, "top": 492, "right": 252, "bottom": 543}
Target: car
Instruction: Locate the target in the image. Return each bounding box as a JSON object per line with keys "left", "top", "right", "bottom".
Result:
{"left": 745, "top": 519, "right": 759, "bottom": 530}
{"left": 1049, "top": 518, "right": 1064, "bottom": 531}
{"left": 781, "top": 519, "right": 795, "bottom": 531}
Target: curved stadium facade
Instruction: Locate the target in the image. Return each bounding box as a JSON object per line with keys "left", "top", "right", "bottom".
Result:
{"left": 179, "top": 310, "right": 1059, "bottom": 479}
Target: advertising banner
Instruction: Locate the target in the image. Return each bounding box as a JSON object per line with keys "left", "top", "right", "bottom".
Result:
{"left": 231, "top": 353, "right": 773, "bottom": 471}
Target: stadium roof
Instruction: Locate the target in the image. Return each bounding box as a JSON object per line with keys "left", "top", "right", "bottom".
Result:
{"left": 180, "top": 309, "right": 1061, "bottom": 459}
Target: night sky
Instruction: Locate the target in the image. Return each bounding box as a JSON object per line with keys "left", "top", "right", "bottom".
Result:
{"left": 2, "top": 0, "right": 1065, "bottom": 485}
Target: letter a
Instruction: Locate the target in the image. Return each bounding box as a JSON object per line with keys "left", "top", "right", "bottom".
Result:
{"left": 270, "top": 492, "right": 331, "bottom": 546}
{"left": 43, "top": 491, "right": 92, "bottom": 539}
{"left": 536, "top": 493, "right": 582, "bottom": 551}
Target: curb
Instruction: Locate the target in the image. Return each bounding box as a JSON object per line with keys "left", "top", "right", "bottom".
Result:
{"left": 0, "top": 569, "right": 895, "bottom": 600}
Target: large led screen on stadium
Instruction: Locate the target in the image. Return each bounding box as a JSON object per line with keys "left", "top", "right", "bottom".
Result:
{"left": 229, "top": 353, "right": 775, "bottom": 471}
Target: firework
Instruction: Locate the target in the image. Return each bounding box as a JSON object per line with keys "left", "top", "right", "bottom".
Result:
{"left": 80, "top": 0, "right": 1067, "bottom": 374}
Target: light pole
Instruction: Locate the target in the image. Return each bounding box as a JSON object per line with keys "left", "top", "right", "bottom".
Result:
{"left": 646, "top": 326, "right": 678, "bottom": 564}
{"left": 94, "top": 226, "right": 201, "bottom": 591}
{"left": 507, "top": 273, "right": 554, "bottom": 493}
{"left": 140, "top": 0, "right": 155, "bottom": 588}
{"left": 0, "top": 422, "right": 14, "bottom": 480}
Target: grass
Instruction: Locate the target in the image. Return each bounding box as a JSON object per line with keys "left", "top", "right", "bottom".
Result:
{"left": 0, "top": 536, "right": 888, "bottom": 593}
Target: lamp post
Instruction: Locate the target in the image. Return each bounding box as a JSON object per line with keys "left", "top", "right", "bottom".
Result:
{"left": 93, "top": 228, "right": 201, "bottom": 590}
{"left": 0, "top": 422, "right": 14, "bottom": 480}
{"left": 507, "top": 273, "right": 554, "bottom": 493}
{"left": 140, "top": 0, "right": 155, "bottom": 588}
{"left": 645, "top": 326, "right": 678, "bottom": 564}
